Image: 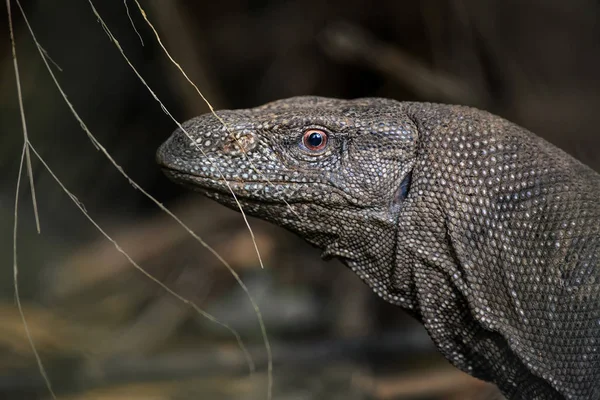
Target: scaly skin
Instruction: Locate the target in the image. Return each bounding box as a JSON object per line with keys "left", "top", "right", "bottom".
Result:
{"left": 157, "top": 97, "right": 600, "bottom": 399}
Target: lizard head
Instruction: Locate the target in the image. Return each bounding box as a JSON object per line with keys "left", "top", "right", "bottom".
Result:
{"left": 157, "top": 96, "right": 418, "bottom": 258}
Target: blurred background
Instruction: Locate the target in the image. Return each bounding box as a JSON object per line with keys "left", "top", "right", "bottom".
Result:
{"left": 1, "top": 0, "right": 599, "bottom": 399}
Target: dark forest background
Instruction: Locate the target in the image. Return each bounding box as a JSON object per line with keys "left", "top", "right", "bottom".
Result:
{"left": 0, "top": 1, "right": 599, "bottom": 399}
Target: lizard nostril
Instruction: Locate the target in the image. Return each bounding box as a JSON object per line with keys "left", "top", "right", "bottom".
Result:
{"left": 222, "top": 132, "right": 257, "bottom": 156}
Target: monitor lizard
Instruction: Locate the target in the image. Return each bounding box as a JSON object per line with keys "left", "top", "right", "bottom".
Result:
{"left": 156, "top": 96, "right": 600, "bottom": 399}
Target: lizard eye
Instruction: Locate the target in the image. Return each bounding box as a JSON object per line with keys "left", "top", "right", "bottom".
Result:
{"left": 302, "top": 129, "right": 328, "bottom": 152}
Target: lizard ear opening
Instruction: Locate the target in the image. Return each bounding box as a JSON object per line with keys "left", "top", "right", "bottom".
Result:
{"left": 394, "top": 171, "right": 412, "bottom": 204}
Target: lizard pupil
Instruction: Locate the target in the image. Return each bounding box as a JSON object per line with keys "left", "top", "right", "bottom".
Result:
{"left": 302, "top": 129, "right": 328, "bottom": 151}
{"left": 308, "top": 132, "right": 323, "bottom": 147}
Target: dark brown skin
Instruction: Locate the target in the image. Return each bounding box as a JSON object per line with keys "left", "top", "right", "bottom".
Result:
{"left": 157, "top": 97, "right": 600, "bottom": 400}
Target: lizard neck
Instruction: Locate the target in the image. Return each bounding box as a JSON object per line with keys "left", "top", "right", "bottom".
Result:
{"left": 269, "top": 203, "right": 405, "bottom": 303}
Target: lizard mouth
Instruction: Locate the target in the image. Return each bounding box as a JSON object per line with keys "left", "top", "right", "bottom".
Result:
{"left": 161, "top": 166, "right": 249, "bottom": 190}
{"left": 160, "top": 166, "right": 299, "bottom": 204}
{"left": 160, "top": 166, "right": 354, "bottom": 207}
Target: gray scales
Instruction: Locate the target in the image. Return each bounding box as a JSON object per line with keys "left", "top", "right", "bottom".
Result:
{"left": 156, "top": 97, "right": 600, "bottom": 400}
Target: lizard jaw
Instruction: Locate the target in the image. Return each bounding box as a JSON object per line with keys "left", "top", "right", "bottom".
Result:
{"left": 160, "top": 165, "right": 358, "bottom": 208}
